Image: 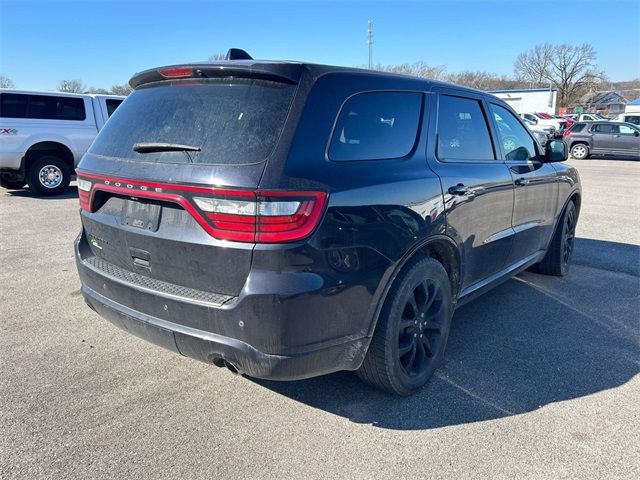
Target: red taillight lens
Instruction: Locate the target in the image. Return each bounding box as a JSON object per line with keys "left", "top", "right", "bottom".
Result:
{"left": 158, "top": 66, "right": 193, "bottom": 78}
{"left": 194, "top": 191, "right": 327, "bottom": 242}
{"left": 563, "top": 129, "right": 571, "bottom": 137}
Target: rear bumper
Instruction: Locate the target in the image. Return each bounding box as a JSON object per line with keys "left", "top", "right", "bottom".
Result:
{"left": 75, "top": 233, "right": 373, "bottom": 380}
{"left": 81, "top": 285, "right": 366, "bottom": 380}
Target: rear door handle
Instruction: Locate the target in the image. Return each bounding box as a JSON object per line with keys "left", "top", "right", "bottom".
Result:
{"left": 448, "top": 184, "right": 470, "bottom": 196}
{"left": 515, "top": 178, "right": 530, "bottom": 186}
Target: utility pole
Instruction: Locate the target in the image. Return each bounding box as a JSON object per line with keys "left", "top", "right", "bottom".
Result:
{"left": 367, "top": 20, "right": 374, "bottom": 69}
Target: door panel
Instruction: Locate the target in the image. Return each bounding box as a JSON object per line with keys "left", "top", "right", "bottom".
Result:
{"left": 489, "top": 103, "right": 558, "bottom": 263}
{"left": 427, "top": 89, "right": 515, "bottom": 290}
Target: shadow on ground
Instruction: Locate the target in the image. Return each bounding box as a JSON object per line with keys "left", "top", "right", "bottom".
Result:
{"left": 4, "top": 185, "right": 78, "bottom": 200}
{"left": 252, "top": 238, "right": 640, "bottom": 429}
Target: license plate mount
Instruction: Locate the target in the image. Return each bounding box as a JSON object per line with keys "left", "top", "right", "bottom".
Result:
{"left": 121, "top": 199, "right": 162, "bottom": 232}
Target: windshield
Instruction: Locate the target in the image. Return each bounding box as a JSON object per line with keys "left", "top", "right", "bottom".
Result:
{"left": 89, "top": 78, "right": 296, "bottom": 165}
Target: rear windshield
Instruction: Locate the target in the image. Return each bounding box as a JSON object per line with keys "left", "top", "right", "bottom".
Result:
{"left": 89, "top": 78, "right": 296, "bottom": 165}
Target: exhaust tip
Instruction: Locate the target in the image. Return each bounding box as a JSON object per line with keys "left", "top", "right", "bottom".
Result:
{"left": 223, "top": 360, "right": 241, "bottom": 375}
{"left": 209, "top": 356, "right": 242, "bottom": 375}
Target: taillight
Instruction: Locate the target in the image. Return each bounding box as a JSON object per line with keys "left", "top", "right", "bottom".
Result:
{"left": 158, "top": 66, "right": 193, "bottom": 78}
{"left": 193, "top": 191, "right": 327, "bottom": 242}
{"left": 77, "top": 172, "right": 328, "bottom": 244}
{"left": 77, "top": 178, "right": 92, "bottom": 210}
{"left": 563, "top": 129, "right": 572, "bottom": 137}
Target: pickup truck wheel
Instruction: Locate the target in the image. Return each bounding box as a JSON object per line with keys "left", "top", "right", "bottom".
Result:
{"left": 570, "top": 144, "right": 589, "bottom": 160}
{"left": 0, "top": 177, "right": 26, "bottom": 190}
{"left": 531, "top": 201, "right": 577, "bottom": 276}
{"left": 27, "top": 156, "right": 71, "bottom": 196}
{"left": 357, "top": 257, "right": 453, "bottom": 396}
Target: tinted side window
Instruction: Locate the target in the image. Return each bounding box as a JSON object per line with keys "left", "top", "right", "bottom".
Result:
{"left": 592, "top": 123, "right": 617, "bottom": 134}
{"left": 570, "top": 123, "right": 586, "bottom": 133}
{"left": 28, "top": 95, "right": 86, "bottom": 120}
{"left": 436, "top": 95, "right": 494, "bottom": 161}
{"left": 625, "top": 116, "right": 640, "bottom": 125}
{"left": 329, "top": 91, "right": 422, "bottom": 161}
{"left": 106, "top": 99, "right": 123, "bottom": 117}
{"left": 0, "top": 93, "right": 28, "bottom": 118}
{"left": 491, "top": 104, "right": 537, "bottom": 161}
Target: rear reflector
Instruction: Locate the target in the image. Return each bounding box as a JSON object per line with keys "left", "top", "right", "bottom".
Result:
{"left": 158, "top": 66, "right": 193, "bottom": 78}
{"left": 76, "top": 172, "right": 327, "bottom": 243}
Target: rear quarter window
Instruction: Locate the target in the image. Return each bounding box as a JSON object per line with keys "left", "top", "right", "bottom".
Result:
{"left": 328, "top": 91, "right": 423, "bottom": 161}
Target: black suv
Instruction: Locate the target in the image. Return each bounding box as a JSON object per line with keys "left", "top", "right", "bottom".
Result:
{"left": 565, "top": 121, "right": 640, "bottom": 159}
{"left": 75, "top": 50, "right": 581, "bottom": 395}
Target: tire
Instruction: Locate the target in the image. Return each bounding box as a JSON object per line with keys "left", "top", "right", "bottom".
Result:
{"left": 0, "top": 177, "right": 26, "bottom": 190}
{"left": 570, "top": 143, "right": 589, "bottom": 160}
{"left": 531, "top": 201, "right": 577, "bottom": 276}
{"left": 357, "top": 256, "right": 454, "bottom": 396}
{"left": 27, "top": 156, "right": 71, "bottom": 196}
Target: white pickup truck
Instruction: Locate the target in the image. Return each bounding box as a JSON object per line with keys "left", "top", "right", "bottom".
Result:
{"left": 0, "top": 90, "right": 124, "bottom": 195}
{"left": 519, "top": 112, "right": 567, "bottom": 137}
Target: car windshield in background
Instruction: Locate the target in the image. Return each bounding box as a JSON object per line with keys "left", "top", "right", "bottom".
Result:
{"left": 88, "top": 78, "right": 295, "bottom": 165}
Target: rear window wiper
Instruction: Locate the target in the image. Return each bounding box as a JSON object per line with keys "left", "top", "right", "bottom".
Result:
{"left": 133, "top": 142, "right": 201, "bottom": 163}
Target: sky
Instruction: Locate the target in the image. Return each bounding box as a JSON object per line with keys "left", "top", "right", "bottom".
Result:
{"left": 1, "top": 0, "right": 639, "bottom": 91}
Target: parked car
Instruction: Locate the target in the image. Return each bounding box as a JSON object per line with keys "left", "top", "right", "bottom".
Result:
{"left": 609, "top": 113, "right": 640, "bottom": 126}
{"left": 520, "top": 112, "right": 567, "bottom": 136}
{"left": 522, "top": 117, "right": 555, "bottom": 142}
{"left": 565, "top": 121, "right": 640, "bottom": 159}
{"left": 74, "top": 50, "right": 580, "bottom": 396}
{"left": 0, "top": 90, "right": 125, "bottom": 194}
{"left": 521, "top": 119, "right": 552, "bottom": 146}
{"left": 576, "top": 113, "right": 609, "bottom": 122}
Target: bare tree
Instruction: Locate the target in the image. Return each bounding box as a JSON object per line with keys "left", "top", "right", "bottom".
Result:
{"left": 514, "top": 43, "right": 605, "bottom": 106}
{"left": 57, "top": 79, "right": 85, "bottom": 93}
{"left": 371, "top": 62, "right": 447, "bottom": 80}
{"left": 110, "top": 84, "right": 133, "bottom": 96}
{"left": 85, "top": 87, "right": 110, "bottom": 94}
{"left": 0, "top": 75, "right": 15, "bottom": 88}
{"left": 209, "top": 52, "right": 226, "bottom": 62}
{"left": 446, "top": 71, "right": 525, "bottom": 91}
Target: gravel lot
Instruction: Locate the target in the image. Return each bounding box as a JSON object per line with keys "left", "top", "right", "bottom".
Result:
{"left": 1, "top": 158, "right": 639, "bottom": 479}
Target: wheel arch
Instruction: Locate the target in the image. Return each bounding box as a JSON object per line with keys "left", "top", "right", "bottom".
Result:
{"left": 23, "top": 141, "right": 75, "bottom": 175}
{"left": 365, "top": 235, "right": 461, "bottom": 339}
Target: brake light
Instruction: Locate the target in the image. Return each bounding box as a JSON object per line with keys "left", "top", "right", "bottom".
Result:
{"left": 193, "top": 191, "right": 327, "bottom": 242}
{"left": 76, "top": 172, "right": 327, "bottom": 243}
{"left": 158, "top": 66, "right": 193, "bottom": 78}
{"left": 563, "top": 129, "right": 572, "bottom": 137}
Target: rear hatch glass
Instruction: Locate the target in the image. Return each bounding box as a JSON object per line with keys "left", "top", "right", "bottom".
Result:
{"left": 88, "top": 77, "right": 295, "bottom": 165}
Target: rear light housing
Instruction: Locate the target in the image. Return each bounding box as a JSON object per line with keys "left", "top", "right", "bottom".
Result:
{"left": 158, "top": 66, "right": 193, "bottom": 78}
{"left": 76, "top": 173, "right": 327, "bottom": 243}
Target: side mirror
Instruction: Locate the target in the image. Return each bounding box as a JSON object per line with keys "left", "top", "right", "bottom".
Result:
{"left": 634, "top": 131, "right": 639, "bottom": 137}
{"left": 544, "top": 140, "right": 567, "bottom": 162}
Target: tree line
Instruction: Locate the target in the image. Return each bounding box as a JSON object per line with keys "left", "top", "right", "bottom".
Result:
{"left": 2, "top": 43, "right": 638, "bottom": 106}
{"left": 0, "top": 75, "right": 132, "bottom": 96}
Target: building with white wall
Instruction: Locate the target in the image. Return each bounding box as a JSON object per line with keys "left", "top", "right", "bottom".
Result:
{"left": 488, "top": 88, "right": 557, "bottom": 114}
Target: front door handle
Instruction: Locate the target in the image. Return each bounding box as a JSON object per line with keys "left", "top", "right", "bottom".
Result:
{"left": 515, "top": 177, "right": 530, "bottom": 186}
{"left": 448, "top": 183, "right": 470, "bottom": 195}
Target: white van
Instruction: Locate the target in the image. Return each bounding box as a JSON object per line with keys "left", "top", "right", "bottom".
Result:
{"left": 0, "top": 90, "right": 125, "bottom": 195}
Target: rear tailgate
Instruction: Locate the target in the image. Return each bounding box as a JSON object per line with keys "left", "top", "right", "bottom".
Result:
{"left": 76, "top": 76, "right": 297, "bottom": 299}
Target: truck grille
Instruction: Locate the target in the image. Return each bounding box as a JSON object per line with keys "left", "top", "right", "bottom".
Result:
{"left": 83, "top": 256, "right": 235, "bottom": 307}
